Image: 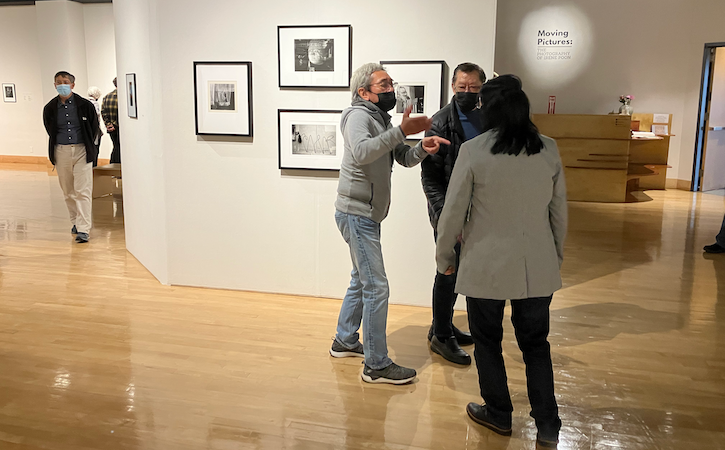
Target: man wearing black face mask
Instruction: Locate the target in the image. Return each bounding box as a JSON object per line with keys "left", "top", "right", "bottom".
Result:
{"left": 331, "top": 63, "right": 450, "bottom": 385}
{"left": 421, "top": 62, "right": 487, "bottom": 365}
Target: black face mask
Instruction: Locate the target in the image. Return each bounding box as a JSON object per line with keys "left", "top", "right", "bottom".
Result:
{"left": 373, "top": 91, "right": 396, "bottom": 112}
{"left": 455, "top": 92, "right": 479, "bottom": 112}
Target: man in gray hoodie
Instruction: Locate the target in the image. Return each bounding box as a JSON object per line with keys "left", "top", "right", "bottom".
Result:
{"left": 329, "top": 63, "right": 449, "bottom": 384}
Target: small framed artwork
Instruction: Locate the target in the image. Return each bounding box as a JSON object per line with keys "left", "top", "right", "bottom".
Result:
{"left": 380, "top": 61, "right": 448, "bottom": 139}
{"left": 126, "top": 73, "right": 137, "bottom": 118}
{"left": 278, "top": 109, "right": 343, "bottom": 170}
{"left": 3, "top": 83, "right": 16, "bottom": 103}
{"left": 194, "top": 61, "right": 253, "bottom": 137}
{"left": 278, "top": 25, "right": 352, "bottom": 88}
{"left": 652, "top": 124, "right": 669, "bottom": 136}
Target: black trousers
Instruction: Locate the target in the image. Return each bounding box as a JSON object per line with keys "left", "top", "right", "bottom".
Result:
{"left": 432, "top": 233, "right": 460, "bottom": 339}
{"left": 109, "top": 128, "right": 121, "bottom": 164}
{"left": 467, "top": 295, "right": 560, "bottom": 431}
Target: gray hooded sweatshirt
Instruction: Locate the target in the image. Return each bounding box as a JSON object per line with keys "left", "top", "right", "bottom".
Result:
{"left": 335, "top": 99, "right": 428, "bottom": 223}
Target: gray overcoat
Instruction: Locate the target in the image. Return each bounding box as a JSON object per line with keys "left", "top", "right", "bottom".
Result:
{"left": 436, "top": 130, "right": 568, "bottom": 300}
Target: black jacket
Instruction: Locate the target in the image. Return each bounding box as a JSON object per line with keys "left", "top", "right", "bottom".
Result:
{"left": 421, "top": 97, "right": 482, "bottom": 229}
{"left": 43, "top": 93, "right": 100, "bottom": 165}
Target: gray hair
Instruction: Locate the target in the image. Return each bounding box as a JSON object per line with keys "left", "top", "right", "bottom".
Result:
{"left": 87, "top": 86, "right": 101, "bottom": 100}
{"left": 350, "top": 62, "right": 385, "bottom": 101}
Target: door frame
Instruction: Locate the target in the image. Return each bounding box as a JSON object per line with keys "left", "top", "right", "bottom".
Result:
{"left": 692, "top": 42, "right": 725, "bottom": 191}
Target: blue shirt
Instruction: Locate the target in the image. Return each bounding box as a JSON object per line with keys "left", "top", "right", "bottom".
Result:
{"left": 56, "top": 97, "right": 82, "bottom": 144}
{"left": 456, "top": 104, "right": 484, "bottom": 142}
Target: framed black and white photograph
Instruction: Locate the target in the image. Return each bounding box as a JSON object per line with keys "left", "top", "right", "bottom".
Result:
{"left": 194, "top": 62, "right": 253, "bottom": 137}
{"left": 394, "top": 83, "right": 426, "bottom": 114}
{"left": 380, "top": 61, "right": 447, "bottom": 139}
{"left": 209, "top": 82, "right": 236, "bottom": 111}
{"left": 278, "top": 25, "right": 352, "bottom": 88}
{"left": 3, "top": 83, "right": 16, "bottom": 103}
{"left": 126, "top": 73, "right": 137, "bottom": 118}
{"left": 278, "top": 109, "right": 343, "bottom": 170}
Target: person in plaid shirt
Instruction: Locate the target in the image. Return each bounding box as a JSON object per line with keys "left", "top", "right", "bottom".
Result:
{"left": 101, "top": 77, "right": 120, "bottom": 163}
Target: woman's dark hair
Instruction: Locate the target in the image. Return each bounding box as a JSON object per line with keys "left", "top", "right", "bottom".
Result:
{"left": 478, "top": 74, "right": 543, "bottom": 156}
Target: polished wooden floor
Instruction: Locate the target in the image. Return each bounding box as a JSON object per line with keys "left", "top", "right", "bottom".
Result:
{"left": 1, "top": 163, "right": 724, "bottom": 450}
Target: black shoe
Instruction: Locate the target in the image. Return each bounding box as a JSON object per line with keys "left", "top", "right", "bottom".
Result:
{"left": 71, "top": 225, "right": 78, "bottom": 235}
{"left": 361, "top": 362, "right": 416, "bottom": 385}
{"left": 329, "top": 338, "right": 364, "bottom": 358}
{"left": 704, "top": 243, "right": 725, "bottom": 253}
{"left": 453, "top": 326, "right": 473, "bottom": 346}
{"left": 430, "top": 336, "right": 471, "bottom": 365}
{"left": 536, "top": 433, "right": 559, "bottom": 448}
{"left": 466, "top": 403, "right": 512, "bottom": 436}
{"left": 75, "top": 232, "right": 89, "bottom": 243}
{"left": 429, "top": 323, "right": 474, "bottom": 346}
{"left": 536, "top": 418, "right": 561, "bottom": 448}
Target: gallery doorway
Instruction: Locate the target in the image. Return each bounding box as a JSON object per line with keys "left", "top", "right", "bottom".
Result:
{"left": 692, "top": 42, "right": 725, "bottom": 193}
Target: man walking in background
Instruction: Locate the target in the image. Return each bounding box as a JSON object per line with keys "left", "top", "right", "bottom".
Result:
{"left": 42, "top": 71, "right": 99, "bottom": 243}
{"left": 102, "top": 77, "right": 120, "bottom": 164}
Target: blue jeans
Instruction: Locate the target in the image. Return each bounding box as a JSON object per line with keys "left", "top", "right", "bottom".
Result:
{"left": 334, "top": 210, "right": 393, "bottom": 370}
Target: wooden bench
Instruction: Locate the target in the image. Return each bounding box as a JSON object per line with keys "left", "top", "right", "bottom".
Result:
{"left": 93, "top": 163, "right": 122, "bottom": 198}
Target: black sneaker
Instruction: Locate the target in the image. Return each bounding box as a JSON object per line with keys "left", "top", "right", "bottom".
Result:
{"left": 329, "top": 339, "right": 364, "bottom": 358}
{"left": 466, "top": 403, "right": 512, "bottom": 436}
{"left": 704, "top": 243, "right": 725, "bottom": 253}
{"left": 71, "top": 225, "right": 78, "bottom": 235}
{"left": 430, "top": 336, "right": 471, "bottom": 365}
{"left": 75, "top": 232, "right": 89, "bottom": 243}
{"left": 361, "top": 362, "right": 416, "bottom": 385}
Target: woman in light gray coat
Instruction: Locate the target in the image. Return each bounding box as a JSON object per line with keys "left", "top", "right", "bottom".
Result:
{"left": 435, "top": 75, "right": 567, "bottom": 448}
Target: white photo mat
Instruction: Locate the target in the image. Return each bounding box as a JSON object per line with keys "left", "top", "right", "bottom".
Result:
{"left": 2, "top": 83, "right": 16, "bottom": 103}
{"left": 278, "top": 25, "right": 351, "bottom": 88}
{"left": 380, "top": 61, "right": 446, "bottom": 140}
{"left": 194, "top": 62, "right": 252, "bottom": 136}
{"left": 126, "top": 73, "right": 137, "bottom": 118}
{"left": 278, "top": 110, "right": 343, "bottom": 170}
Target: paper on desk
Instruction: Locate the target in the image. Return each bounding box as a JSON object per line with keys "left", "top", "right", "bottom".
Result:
{"left": 653, "top": 113, "right": 669, "bottom": 124}
{"left": 652, "top": 124, "right": 668, "bottom": 135}
{"left": 632, "top": 131, "right": 658, "bottom": 139}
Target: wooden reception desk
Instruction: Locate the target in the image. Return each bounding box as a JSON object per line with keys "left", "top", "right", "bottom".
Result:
{"left": 533, "top": 114, "right": 671, "bottom": 202}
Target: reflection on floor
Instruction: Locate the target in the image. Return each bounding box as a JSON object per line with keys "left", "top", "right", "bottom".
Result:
{"left": 703, "top": 189, "right": 725, "bottom": 197}
{"left": 1, "top": 163, "right": 724, "bottom": 449}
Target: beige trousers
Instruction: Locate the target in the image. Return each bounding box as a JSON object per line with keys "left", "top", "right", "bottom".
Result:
{"left": 55, "top": 144, "right": 93, "bottom": 234}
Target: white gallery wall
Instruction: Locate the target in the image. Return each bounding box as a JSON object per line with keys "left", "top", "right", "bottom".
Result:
{"left": 0, "top": 6, "right": 47, "bottom": 158}
{"left": 494, "top": 0, "right": 725, "bottom": 183}
{"left": 113, "top": 0, "right": 497, "bottom": 306}
{"left": 0, "top": 2, "right": 116, "bottom": 160}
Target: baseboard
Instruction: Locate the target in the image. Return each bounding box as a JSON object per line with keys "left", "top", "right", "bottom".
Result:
{"left": 0, "top": 155, "right": 111, "bottom": 168}
{"left": 666, "top": 178, "right": 692, "bottom": 191}
{"left": 0, "top": 155, "right": 47, "bottom": 164}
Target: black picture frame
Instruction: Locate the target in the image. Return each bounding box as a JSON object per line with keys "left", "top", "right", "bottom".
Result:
{"left": 3, "top": 83, "right": 16, "bottom": 103}
{"left": 126, "top": 73, "right": 137, "bottom": 118}
{"left": 193, "top": 61, "right": 254, "bottom": 137}
{"left": 278, "top": 109, "right": 344, "bottom": 171}
{"left": 277, "top": 25, "right": 352, "bottom": 89}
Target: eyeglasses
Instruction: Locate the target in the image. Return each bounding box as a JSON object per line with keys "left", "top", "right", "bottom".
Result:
{"left": 368, "top": 79, "right": 395, "bottom": 91}
{"left": 454, "top": 85, "right": 483, "bottom": 93}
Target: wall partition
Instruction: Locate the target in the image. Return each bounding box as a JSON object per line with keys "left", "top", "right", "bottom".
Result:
{"left": 113, "top": 0, "right": 498, "bottom": 306}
